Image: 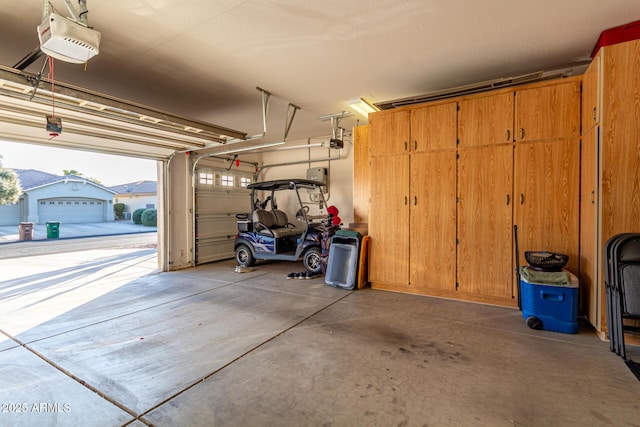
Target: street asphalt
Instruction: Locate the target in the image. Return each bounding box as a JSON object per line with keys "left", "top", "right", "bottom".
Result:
{"left": 0, "top": 221, "right": 157, "bottom": 243}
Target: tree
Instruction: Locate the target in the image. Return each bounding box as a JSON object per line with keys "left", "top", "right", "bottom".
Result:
{"left": 0, "top": 156, "right": 22, "bottom": 205}
{"left": 63, "top": 169, "right": 102, "bottom": 184}
{"left": 63, "top": 169, "right": 83, "bottom": 176}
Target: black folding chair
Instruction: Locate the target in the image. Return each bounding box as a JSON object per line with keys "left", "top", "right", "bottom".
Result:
{"left": 604, "top": 234, "right": 630, "bottom": 353}
{"left": 612, "top": 235, "right": 640, "bottom": 360}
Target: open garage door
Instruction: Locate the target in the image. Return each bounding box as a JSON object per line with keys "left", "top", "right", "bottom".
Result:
{"left": 194, "top": 159, "right": 254, "bottom": 265}
{"left": 0, "top": 65, "right": 247, "bottom": 271}
{"left": 0, "top": 65, "right": 246, "bottom": 160}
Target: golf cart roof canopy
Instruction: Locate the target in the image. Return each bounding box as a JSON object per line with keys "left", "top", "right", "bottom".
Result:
{"left": 247, "top": 179, "right": 324, "bottom": 191}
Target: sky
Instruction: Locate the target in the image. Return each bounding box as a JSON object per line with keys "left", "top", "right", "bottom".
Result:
{"left": 0, "top": 140, "right": 158, "bottom": 187}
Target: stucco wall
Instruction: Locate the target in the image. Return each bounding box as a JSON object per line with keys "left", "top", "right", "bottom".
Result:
{"left": 114, "top": 194, "right": 158, "bottom": 214}
{"left": 0, "top": 202, "right": 20, "bottom": 225}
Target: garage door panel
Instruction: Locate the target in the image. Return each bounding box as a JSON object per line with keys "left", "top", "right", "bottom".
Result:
{"left": 196, "top": 191, "right": 251, "bottom": 214}
{"left": 195, "top": 237, "right": 237, "bottom": 264}
{"left": 194, "top": 166, "right": 253, "bottom": 265}
{"left": 195, "top": 214, "right": 239, "bottom": 239}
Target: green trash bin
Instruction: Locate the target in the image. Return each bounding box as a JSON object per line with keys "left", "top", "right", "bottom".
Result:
{"left": 46, "top": 221, "right": 61, "bottom": 238}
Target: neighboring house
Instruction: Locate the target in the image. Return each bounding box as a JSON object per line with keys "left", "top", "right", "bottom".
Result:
{"left": 0, "top": 169, "right": 116, "bottom": 226}
{"left": 110, "top": 181, "right": 158, "bottom": 219}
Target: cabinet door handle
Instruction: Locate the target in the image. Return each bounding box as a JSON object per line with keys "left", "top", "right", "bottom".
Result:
{"left": 404, "top": 196, "right": 408, "bottom": 205}
{"left": 592, "top": 107, "right": 597, "bottom": 121}
{"left": 519, "top": 193, "right": 524, "bottom": 205}
{"left": 506, "top": 129, "right": 511, "bottom": 141}
{"left": 414, "top": 141, "right": 417, "bottom": 151}
{"left": 405, "top": 141, "right": 408, "bottom": 151}
{"left": 519, "top": 128, "right": 525, "bottom": 140}
{"left": 506, "top": 194, "right": 510, "bottom": 205}
{"left": 414, "top": 196, "right": 417, "bottom": 206}
{"left": 590, "top": 190, "right": 595, "bottom": 204}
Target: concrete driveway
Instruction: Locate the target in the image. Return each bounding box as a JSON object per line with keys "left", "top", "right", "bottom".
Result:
{"left": 0, "top": 222, "right": 157, "bottom": 243}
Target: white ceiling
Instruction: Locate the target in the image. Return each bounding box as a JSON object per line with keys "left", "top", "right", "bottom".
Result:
{"left": 2, "top": 0, "right": 640, "bottom": 144}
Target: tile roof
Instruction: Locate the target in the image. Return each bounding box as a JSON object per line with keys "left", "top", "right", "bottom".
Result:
{"left": 12, "top": 169, "right": 116, "bottom": 193}
{"left": 109, "top": 180, "right": 157, "bottom": 195}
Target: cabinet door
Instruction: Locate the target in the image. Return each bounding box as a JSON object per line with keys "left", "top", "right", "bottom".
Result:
{"left": 369, "top": 155, "right": 410, "bottom": 285}
{"left": 369, "top": 110, "right": 410, "bottom": 157}
{"left": 457, "top": 145, "right": 514, "bottom": 300}
{"left": 458, "top": 92, "right": 514, "bottom": 147}
{"left": 410, "top": 151, "right": 456, "bottom": 291}
{"left": 515, "top": 80, "right": 580, "bottom": 142}
{"left": 411, "top": 102, "right": 457, "bottom": 152}
{"left": 581, "top": 53, "right": 601, "bottom": 134}
{"left": 514, "top": 139, "right": 580, "bottom": 275}
{"left": 580, "top": 128, "right": 599, "bottom": 327}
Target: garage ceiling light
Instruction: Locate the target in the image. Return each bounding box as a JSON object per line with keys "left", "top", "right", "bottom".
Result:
{"left": 347, "top": 98, "right": 378, "bottom": 118}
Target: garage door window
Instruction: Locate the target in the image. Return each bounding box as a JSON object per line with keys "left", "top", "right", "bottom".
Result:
{"left": 240, "top": 176, "right": 251, "bottom": 188}
{"left": 221, "top": 174, "right": 234, "bottom": 187}
{"left": 199, "top": 172, "right": 214, "bottom": 185}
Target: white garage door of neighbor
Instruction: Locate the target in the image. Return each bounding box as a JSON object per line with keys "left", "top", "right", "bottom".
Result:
{"left": 195, "top": 166, "right": 253, "bottom": 265}
{"left": 38, "top": 198, "right": 105, "bottom": 224}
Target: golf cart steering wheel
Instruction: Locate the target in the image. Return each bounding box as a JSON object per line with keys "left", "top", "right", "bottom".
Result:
{"left": 296, "top": 206, "right": 310, "bottom": 221}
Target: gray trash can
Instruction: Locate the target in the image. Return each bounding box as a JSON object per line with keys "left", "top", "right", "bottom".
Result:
{"left": 325, "top": 230, "right": 363, "bottom": 290}
{"left": 18, "top": 222, "right": 34, "bottom": 241}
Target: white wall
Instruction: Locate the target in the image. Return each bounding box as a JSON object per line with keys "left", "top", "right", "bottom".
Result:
{"left": 258, "top": 136, "right": 354, "bottom": 226}
{"left": 115, "top": 194, "right": 158, "bottom": 214}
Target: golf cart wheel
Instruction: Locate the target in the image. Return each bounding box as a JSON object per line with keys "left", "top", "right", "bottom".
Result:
{"left": 302, "top": 247, "right": 322, "bottom": 274}
{"left": 526, "top": 316, "right": 543, "bottom": 330}
{"left": 235, "top": 244, "right": 256, "bottom": 267}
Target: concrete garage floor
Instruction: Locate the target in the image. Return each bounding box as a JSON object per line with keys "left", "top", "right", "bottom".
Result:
{"left": 1, "top": 248, "right": 639, "bottom": 427}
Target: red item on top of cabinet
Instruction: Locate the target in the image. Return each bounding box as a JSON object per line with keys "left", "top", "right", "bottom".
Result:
{"left": 592, "top": 20, "right": 640, "bottom": 58}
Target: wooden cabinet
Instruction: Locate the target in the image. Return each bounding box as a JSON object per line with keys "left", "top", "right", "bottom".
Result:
{"left": 581, "top": 52, "right": 601, "bottom": 134}
{"left": 580, "top": 126, "right": 599, "bottom": 326}
{"left": 458, "top": 92, "right": 514, "bottom": 147}
{"left": 353, "top": 125, "right": 370, "bottom": 224}
{"left": 369, "top": 101, "right": 457, "bottom": 290}
{"left": 596, "top": 41, "right": 640, "bottom": 338}
{"left": 368, "top": 110, "right": 410, "bottom": 157}
{"left": 410, "top": 150, "right": 457, "bottom": 292}
{"left": 369, "top": 155, "right": 409, "bottom": 285}
{"left": 457, "top": 144, "right": 514, "bottom": 302}
{"left": 514, "top": 139, "right": 580, "bottom": 276}
{"left": 515, "top": 80, "right": 580, "bottom": 142}
{"left": 367, "top": 76, "right": 581, "bottom": 308}
{"left": 411, "top": 102, "right": 457, "bottom": 151}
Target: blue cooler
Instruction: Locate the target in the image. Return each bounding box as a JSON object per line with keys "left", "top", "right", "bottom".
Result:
{"left": 520, "top": 267, "right": 579, "bottom": 334}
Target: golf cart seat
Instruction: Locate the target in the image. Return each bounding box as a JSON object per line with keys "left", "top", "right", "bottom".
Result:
{"left": 253, "top": 209, "right": 301, "bottom": 238}
{"left": 272, "top": 209, "right": 302, "bottom": 229}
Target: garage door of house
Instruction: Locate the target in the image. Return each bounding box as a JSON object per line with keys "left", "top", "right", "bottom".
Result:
{"left": 194, "top": 163, "right": 253, "bottom": 265}
{"left": 38, "top": 198, "right": 105, "bottom": 224}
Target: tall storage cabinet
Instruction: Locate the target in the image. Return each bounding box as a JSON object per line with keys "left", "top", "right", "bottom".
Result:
{"left": 369, "top": 110, "right": 410, "bottom": 286}
{"left": 368, "top": 102, "right": 457, "bottom": 292}
{"left": 367, "top": 77, "right": 581, "bottom": 308}
{"left": 580, "top": 40, "right": 640, "bottom": 336}
{"left": 410, "top": 103, "right": 457, "bottom": 293}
